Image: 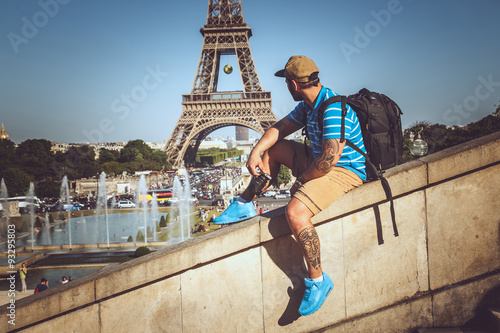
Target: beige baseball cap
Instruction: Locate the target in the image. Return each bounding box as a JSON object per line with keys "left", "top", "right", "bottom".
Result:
{"left": 274, "top": 55, "right": 319, "bottom": 83}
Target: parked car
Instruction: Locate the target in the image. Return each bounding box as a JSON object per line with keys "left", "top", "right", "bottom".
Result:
{"left": 274, "top": 193, "right": 287, "bottom": 199}
{"left": 203, "top": 192, "right": 213, "bottom": 200}
{"left": 83, "top": 201, "right": 97, "bottom": 210}
{"left": 62, "top": 203, "right": 82, "bottom": 211}
{"left": 262, "top": 190, "right": 276, "bottom": 197}
{"left": 116, "top": 200, "right": 136, "bottom": 209}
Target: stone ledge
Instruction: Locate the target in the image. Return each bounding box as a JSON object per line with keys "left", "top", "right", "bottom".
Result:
{"left": 2, "top": 133, "right": 499, "bottom": 332}
{"left": 419, "top": 131, "right": 500, "bottom": 184}
{"left": 3, "top": 275, "right": 95, "bottom": 330}
{"left": 94, "top": 217, "right": 260, "bottom": 299}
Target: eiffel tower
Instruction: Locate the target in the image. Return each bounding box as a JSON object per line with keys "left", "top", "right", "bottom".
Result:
{"left": 164, "top": 0, "right": 277, "bottom": 167}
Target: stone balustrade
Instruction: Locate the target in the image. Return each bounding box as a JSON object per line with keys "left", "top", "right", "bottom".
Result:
{"left": 1, "top": 132, "right": 499, "bottom": 332}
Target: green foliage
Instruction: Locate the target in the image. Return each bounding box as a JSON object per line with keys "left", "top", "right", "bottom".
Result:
{"left": 196, "top": 148, "right": 244, "bottom": 165}
{"left": 134, "top": 246, "right": 151, "bottom": 258}
{"left": 404, "top": 112, "right": 500, "bottom": 158}
{"left": 36, "top": 179, "right": 60, "bottom": 198}
{"left": 159, "top": 215, "right": 166, "bottom": 227}
{"left": 0, "top": 138, "right": 169, "bottom": 191}
{"left": 147, "top": 226, "right": 153, "bottom": 238}
{"left": 101, "top": 161, "right": 122, "bottom": 176}
{"left": 277, "top": 165, "right": 292, "bottom": 188}
{"left": 118, "top": 140, "right": 166, "bottom": 172}
{"left": 155, "top": 220, "right": 161, "bottom": 232}
{"left": 59, "top": 146, "right": 99, "bottom": 180}
{"left": 136, "top": 230, "right": 145, "bottom": 242}
{"left": 0, "top": 168, "right": 33, "bottom": 196}
{"left": 98, "top": 148, "right": 119, "bottom": 164}
{"left": 127, "top": 235, "right": 133, "bottom": 242}
{"left": 0, "top": 139, "right": 17, "bottom": 174}
{"left": 16, "top": 139, "right": 55, "bottom": 180}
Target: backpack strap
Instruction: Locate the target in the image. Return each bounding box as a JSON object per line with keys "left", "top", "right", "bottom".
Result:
{"left": 317, "top": 96, "right": 344, "bottom": 136}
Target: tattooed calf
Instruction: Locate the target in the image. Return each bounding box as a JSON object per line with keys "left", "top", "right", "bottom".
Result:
{"left": 297, "top": 227, "right": 321, "bottom": 270}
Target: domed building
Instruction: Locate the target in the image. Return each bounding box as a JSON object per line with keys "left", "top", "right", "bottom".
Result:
{"left": 0, "top": 123, "right": 10, "bottom": 140}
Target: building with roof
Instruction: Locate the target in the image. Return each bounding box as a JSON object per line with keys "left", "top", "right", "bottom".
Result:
{"left": 0, "top": 123, "right": 10, "bottom": 140}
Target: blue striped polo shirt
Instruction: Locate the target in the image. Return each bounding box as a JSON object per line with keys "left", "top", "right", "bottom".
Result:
{"left": 287, "top": 86, "right": 366, "bottom": 180}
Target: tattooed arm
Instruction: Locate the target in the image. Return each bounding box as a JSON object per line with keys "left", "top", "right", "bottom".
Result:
{"left": 313, "top": 139, "right": 344, "bottom": 174}
{"left": 292, "top": 138, "right": 345, "bottom": 193}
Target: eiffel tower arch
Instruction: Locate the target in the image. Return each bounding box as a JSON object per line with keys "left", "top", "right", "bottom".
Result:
{"left": 164, "top": 0, "right": 277, "bottom": 167}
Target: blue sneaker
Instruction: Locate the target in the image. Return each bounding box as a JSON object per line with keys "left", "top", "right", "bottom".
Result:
{"left": 299, "top": 273, "right": 334, "bottom": 316}
{"left": 213, "top": 199, "right": 256, "bottom": 224}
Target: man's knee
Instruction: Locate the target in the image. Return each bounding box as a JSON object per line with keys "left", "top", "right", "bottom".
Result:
{"left": 285, "top": 199, "right": 313, "bottom": 228}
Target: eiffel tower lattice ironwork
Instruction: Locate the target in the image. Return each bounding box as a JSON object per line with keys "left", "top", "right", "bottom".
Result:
{"left": 164, "top": 0, "right": 277, "bottom": 167}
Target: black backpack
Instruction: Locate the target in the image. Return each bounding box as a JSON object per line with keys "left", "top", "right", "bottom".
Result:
{"left": 311, "top": 88, "right": 404, "bottom": 243}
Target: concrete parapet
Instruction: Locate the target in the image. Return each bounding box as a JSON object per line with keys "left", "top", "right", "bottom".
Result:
{"left": 1, "top": 132, "right": 499, "bottom": 332}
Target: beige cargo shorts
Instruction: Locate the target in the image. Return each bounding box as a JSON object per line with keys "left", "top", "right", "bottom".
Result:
{"left": 289, "top": 141, "right": 363, "bottom": 215}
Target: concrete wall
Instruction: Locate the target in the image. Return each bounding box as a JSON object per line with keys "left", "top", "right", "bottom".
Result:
{"left": 2, "top": 132, "right": 499, "bottom": 333}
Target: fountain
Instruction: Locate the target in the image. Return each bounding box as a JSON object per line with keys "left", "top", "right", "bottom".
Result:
{"left": 172, "top": 170, "right": 192, "bottom": 242}
{"left": 1, "top": 179, "right": 9, "bottom": 239}
{"left": 111, "top": 194, "right": 117, "bottom": 210}
{"left": 97, "top": 172, "right": 110, "bottom": 248}
{"left": 136, "top": 175, "right": 148, "bottom": 246}
{"left": 0, "top": 174, "right": 195, "bottom": 251}
{"left": 151, "top": 193, "right": 159, "bottom": 242}
{"left": 26, "top": 182, "right": 36, "bottom": 251}
{"left": 43, "top": 211, "right": 51, "bottom": 245}
{"left": 60, "top": 176, "right": 72, "bottom": 250}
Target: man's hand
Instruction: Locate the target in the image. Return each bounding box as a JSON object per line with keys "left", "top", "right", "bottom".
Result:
{"left": 246, "top": 150, "right": 267, "bottom": 177}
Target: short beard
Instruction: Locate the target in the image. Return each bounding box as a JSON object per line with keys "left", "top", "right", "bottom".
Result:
{"left": 290, "top": 87, "right": 303, "bottom": 102}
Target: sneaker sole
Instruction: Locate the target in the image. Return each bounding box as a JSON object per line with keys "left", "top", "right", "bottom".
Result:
{"left": 213, "top": 214, "right": 255, "bottom": 225}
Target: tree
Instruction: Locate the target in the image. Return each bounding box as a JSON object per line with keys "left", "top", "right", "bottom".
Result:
{"left": 36, "top": 179, "right": 60, "bottom": 198}
{"left": 101, "top": 161, "right": 122, "bottom": 176}
{"left": 0, "top": 139, "right": 17, "bottom": 174}
{"left": 77, "top": 153, "right": 99, "bottom": 179}
{"left": 136, "top": 230, "right": 145, "bottom": 242}
{"left": 1, "top": 168, "right": 32, "bottom": 197}
{"left": 120, "top": 140, "right": 153, "bottom": 162}
{"left": 134, "top": 246, "right": 150, "bottom": 257}
{"left": 159, "top": 215, "right": 167, "bottom": 227}
{"left": 403, "top": 109, "right": 500, "bottom": 159}
{"left": 16, "top": 139, "right": 55, "bottom": 180}
{"left": 277, "top": 165, "right": 292, "bottom": 188}
{"left": 98, "top": 148, "right": 118, "bottom": 164}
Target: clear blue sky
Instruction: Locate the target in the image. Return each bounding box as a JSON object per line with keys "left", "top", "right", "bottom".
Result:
{"left": 1, "top": 0, "right": 499, "bottom": 144}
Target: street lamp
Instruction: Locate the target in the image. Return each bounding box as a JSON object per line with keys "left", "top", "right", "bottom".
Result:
{"left": 409, "top": 129, "right": 428, "bottom": 157}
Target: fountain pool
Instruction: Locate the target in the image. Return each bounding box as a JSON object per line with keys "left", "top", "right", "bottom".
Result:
{"left": 8, "top": 211, "right": 173, "bottom": 250}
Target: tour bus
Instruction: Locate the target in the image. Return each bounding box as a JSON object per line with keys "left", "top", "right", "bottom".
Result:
{"left": 144, "top": 189, "right": 173, "bottom": 204}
